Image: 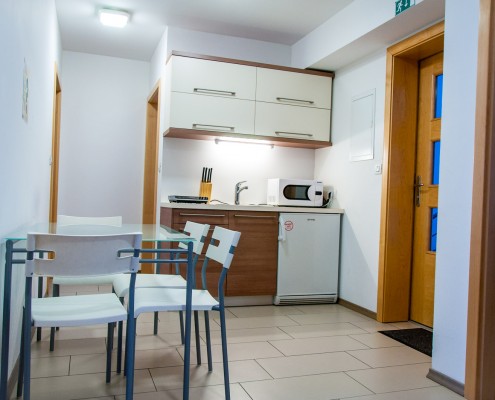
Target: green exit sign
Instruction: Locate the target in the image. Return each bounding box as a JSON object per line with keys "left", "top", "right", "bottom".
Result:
{"left": 395, "top": 0, "right": 416, "bottom": 15}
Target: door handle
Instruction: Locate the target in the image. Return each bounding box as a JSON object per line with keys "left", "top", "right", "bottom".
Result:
{"left": 192, "top": 123, "right": 235, "bottom": 132}
{"left": 275, "top": 131, "right": 314, "bottom": 138}
{"left": 414, "top": 176, "right": 424, "bottom": 207}
{"left": 194, "top": 88, "right": 236, "bottom": 97}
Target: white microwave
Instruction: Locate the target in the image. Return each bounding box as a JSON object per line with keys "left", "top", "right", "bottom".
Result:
{"left": 267, "top": 178, "right": 323, "bottom": 207}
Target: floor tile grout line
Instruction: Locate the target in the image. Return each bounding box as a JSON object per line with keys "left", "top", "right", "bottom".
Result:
{"left": 339, "top": 385, "right": 444, "bottom": 399}
{"left": 341, "top": 369, "right": 378, "bottom": 397}
{"left": 252, "top": 357, "right": 277, "bottom": 380}
{"left": 238, "top": 381, "right": 255, "bottom": 400}
{"left": 148, "top": 366, "right": 159, "bottom": 393}
{"left": 344, "top": 350, "right": 374, "bottom": 369}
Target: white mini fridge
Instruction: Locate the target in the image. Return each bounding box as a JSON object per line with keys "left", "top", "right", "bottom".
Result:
{"left": 274, "top": 213, "right": 341, "bottom": 305}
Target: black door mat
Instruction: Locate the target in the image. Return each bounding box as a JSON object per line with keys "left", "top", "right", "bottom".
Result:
{"left": 379, "top": 328, "right": 432, "bottom": 356}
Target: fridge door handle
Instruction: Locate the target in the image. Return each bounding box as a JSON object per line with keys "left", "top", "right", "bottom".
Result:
{"left": 278, "top": 215, "right": 287, "bottom": 242}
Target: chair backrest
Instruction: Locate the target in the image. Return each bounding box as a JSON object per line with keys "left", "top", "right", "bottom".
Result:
{"left": 25, "top": 233, "right": 142, "bottom": 278}
{"left": 205, "top": 226, "right": 241, "bottom": 269}
{"left": 57, "top": 215, "right": 123, "bottom": 227}
{"left": 178, "top": 221, "right": 210, "bottom": 255}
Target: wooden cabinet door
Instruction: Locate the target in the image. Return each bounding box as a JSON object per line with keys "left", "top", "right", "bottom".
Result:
{"left": 256, "top": 67, "right": 332, "bottom": 109}
{"left": 161, "top": 207, "right": 279, "bottom": 297}
{"left": 160, "top": 208, "right": 230, "bottom": 297}
{"left": 226, "top": 211, "right": 278, "bottom": 296}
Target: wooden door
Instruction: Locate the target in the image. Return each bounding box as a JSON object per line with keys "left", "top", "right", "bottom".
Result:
{"left": 410, "top": 52, "right": 443, "bottom": 327}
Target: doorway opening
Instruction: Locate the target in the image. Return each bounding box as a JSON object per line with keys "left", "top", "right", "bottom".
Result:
{"left": 141, "top": 81, "right": 161, "bottom": 274}
{"left": 377, "top": 22, "right": 444, "bottom": 323}
{"left": 142, "top": 81, "right": 161, "bottom": 225}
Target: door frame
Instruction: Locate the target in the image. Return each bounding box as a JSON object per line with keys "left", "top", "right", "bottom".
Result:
{"left": 141, "top": 81, "right": 161, "bottom": 274}
{"left": 142, "top": 80, "right": 161, "bottom": 225}
{"left": 465, "top": 0, "right": 495, "bottom": 397}
{"left": 377, "top": 21, "right": 444, "bottom": 322}
{"left": 49, "top": 64, "right": 62, "bottom": 223}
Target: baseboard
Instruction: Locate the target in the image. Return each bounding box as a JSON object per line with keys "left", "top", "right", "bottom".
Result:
{"left": 224, "top": 295, "right": 274, "bottom": 306}
{"left": 427, "top": 368, "right": 465, "bottom": 396}
{"left": 338, "top": 298, "right": 377, "bottom": 320}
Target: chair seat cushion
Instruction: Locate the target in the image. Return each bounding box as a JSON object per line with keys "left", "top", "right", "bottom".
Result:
{"left": 134, "top": 288, "right": 219, "bottom": 317}
{"left": 113, "top": 273, "right": 187, "bottom": 297}
{"left": 31, "top": 293, "right": 127, "bottom": 327}
{"left": 52, "top": 274, "right": 117, "bottom": 286}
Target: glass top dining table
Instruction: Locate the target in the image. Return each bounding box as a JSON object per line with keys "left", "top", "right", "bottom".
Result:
{"left": 1, "top": 223, "right": 196, "bottom": 400}
{"left": 4, "top": 223, "right": 194, "bottom": 242}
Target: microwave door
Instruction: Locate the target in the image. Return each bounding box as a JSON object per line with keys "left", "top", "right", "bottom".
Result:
{"left": 307, "top": 185, "right": 316, "bottom": 205}
{"left": 283, "top": 185, "right": 310, "bottom": 201}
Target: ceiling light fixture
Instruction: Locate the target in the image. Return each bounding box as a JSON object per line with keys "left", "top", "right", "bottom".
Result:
{"left": 98, "top": 8, "right": 130, "bottom": 28}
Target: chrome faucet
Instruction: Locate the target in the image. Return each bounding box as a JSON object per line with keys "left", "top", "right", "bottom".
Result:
{"left": 235, "top": 181, "right": 248, "bottom": 205}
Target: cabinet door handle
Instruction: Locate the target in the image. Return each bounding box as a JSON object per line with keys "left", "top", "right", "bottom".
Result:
{"left": 233, "top": 214, "right": 277, "bottom": 219}
{"left": 194, "top": 88, "right": 236, "bottom": 97}
{"left": 179, "top": 213, "right": 226, "bottom": 217}
{"left": 276, "top": 97, "right": 314, "bottom": 105}
{"left": 193, "top": 123, "right": 235, "bottom": 132}
{"left": 275, "top": 131, "right": 314, "bottom": 138}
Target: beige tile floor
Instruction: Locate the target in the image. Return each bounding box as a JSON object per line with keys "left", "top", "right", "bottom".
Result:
{"left": 17, "top": 292, "right": 465, "bottom": 400}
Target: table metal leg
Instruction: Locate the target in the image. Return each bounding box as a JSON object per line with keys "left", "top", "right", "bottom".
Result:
{"left": 182, "top": 241, "right": 194, "bottom": 400}
{"left": 1, "top": 240, "right": 14, "bottom": 400}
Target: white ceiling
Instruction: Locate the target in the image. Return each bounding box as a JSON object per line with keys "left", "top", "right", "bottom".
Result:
{"left": 55, "top": 0, "right": 354, "bottom": 61}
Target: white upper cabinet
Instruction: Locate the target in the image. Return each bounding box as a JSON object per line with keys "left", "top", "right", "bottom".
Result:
{"left": 163, "top": 52, "right": 334, "bottom": 148}
{"left": 169, "top": 92, "right": 255, "bottom": 135}
{"left": 255, "top": 102, "right": 331, "bottom": 142}
{"left": 256, "top": 68, "right": 332, "bottom": 110}
{"left": 170, "top": 56, "right": 256, "bottom": 100}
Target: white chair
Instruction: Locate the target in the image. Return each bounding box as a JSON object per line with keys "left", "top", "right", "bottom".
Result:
{"left": 18, "top": 232, "right": 141, "bottom": 400}
{"left": 49, "top": 215, "right": 123, "bottom": 350}
{"left": 53, "top": 215, "right": 123, "bottom": 293}
{"left": 127, "top": 226, "right": 241, "bottom": 400}
{"left": 113, "top": 221, "right": 209, "bottom": 370}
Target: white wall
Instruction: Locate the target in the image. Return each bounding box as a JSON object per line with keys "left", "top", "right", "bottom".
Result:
{"left": 58, "top": 52, "right": 150, "bottom": 223}
{"left": 162, "top": 138, "right": 315, "bottom": 205}
{"left": 167, "top": 27, "right": 292, "bottom": 66}
{"left": 314, "top": 51, "right": 386, "bottom": 311}
{"left": 149, "top": 27, "right": 168, "bottom": 89}
{"left": 0, "top": 0, "right": 61, "bottom": 380}
{"left": 432, "top": 0, "right": 479, "bottom": 384}
{"left": 292, "top": 0, "right": 444, "bottom": 71}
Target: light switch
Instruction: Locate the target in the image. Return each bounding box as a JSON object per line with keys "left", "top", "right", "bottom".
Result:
{"left": 374, "top": 164, "right": 382, "bottom": 175}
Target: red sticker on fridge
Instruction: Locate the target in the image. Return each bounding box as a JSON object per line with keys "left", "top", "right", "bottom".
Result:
{"left": 284, "top": 221, "right": 294, "bottom": 231}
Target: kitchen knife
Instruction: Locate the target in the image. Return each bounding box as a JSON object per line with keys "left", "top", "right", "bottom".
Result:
{"left": 202, "top": 167, "right": 206, "bottom": 182}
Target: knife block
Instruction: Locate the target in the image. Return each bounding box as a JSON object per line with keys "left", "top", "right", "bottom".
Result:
{"left": 199, "top": 182, "right": 212, "bottom": 203}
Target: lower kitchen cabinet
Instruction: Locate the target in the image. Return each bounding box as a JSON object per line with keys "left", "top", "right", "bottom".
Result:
{"left": 160, "top": 207, "right": 278, "bottom": 297}
{"left": 226, "top": 211, "right": 278, "bottom": 296}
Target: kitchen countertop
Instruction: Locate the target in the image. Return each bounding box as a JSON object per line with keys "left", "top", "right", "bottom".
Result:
{"left": 160, "top": 202, "right": 344, "bottom": 214}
